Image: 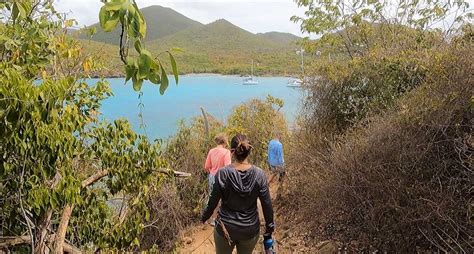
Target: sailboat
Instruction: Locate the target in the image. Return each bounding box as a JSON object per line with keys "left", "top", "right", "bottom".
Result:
{"left": 287, "top": 48, "right": 305, "bottom": 88}
{"left": 243, "top": 60, "right": 258, "bottom": 85}
{"left": 287, "top": 78, "right": 302, "bottom": 87}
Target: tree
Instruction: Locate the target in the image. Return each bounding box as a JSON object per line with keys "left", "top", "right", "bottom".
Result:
{"left": 292, "top": 0, "right": 472, "bottom": 58}
{"left": 0, "top": 0, "right": 178, "bottom": 252}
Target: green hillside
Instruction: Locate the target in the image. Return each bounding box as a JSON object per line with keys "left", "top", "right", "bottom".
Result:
{"left": 78, "top": 6, "right": 304, "bottom": 76}
{"left": 257, "top": 32, "right": 301, "bottom": 45}
{"left": 148, "top": 19, "right": 302, "bottom": 75}
{"left": 77, "top": 5, "right": 203, "bottom": 44}
{"left": 151, "top": 19, "right": 288, "bottom": 52}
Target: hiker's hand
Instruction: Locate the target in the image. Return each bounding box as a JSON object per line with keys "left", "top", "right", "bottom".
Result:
{"left": 263, "top": 233, "right": 272, "bottom": 241}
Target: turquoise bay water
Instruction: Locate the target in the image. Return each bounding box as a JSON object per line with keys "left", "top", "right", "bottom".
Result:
{"left": 90, "top": 75, "right": 302, "bottom": 140}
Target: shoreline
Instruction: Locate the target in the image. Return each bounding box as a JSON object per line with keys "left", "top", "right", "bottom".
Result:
{"left": 89, "top": 73, "right": 296, "bottom": 79}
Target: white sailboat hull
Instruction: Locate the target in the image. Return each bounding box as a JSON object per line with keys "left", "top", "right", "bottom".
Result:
{"left": 243, "top": 80, "right": 258, "bottom": 85}
{"left": 287, "top": 78, "right": 302, "bottom": 87}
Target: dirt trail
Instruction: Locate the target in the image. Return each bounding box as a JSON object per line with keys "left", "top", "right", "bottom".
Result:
{"left": 177, "top": 180, "right": 289, "bottom": 254}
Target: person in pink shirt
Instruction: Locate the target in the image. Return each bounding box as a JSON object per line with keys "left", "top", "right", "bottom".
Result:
{"left": 205, "top": 133, "right": 231, "bottom": 225}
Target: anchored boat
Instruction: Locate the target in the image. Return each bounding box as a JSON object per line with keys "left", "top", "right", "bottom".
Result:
{"left": 243, "top": 60, "right": 258, "bottom": 85}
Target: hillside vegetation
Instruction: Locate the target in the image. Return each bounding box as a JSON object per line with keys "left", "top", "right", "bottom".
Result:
{"left": 279, "top": 0, "right": 473, "bottom": 252}
{"left": 257, "top": 31, "right": 301, "bottom": 44}
{"left": 76, "top": 5, "right": 203, "bottom": 44}
{"left": 76, "top": 5, "right": 304, "bottom": 76}
{"left": 149, "top": 19, "right": 301, "bottom": 75}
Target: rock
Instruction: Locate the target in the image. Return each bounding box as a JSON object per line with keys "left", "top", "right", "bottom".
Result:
{"left": 183, "top": 237, "right": 193, "bottom": 245}
{"left": 316, "top": 240, "right": 339, "bottom": 253}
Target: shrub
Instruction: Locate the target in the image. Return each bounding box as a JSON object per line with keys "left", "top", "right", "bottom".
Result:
{"left": 227, "top": 95, "right": 289, "bottom": 166}
{"left": 139, "top": 116, "right": 224, "bottom": 251}
{"left": 282, "top": 39, "right": 472, "bottom": 251}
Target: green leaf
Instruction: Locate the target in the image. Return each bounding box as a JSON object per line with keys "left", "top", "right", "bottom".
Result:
{"left": 12, "top": 2, "right": 19, "bottom": 21}
{"left": 133, "top": 237, "right": 140, "bottom": 246}
{"left": 148, "top": 70, "right": 161, "bottom": 84}
{"left": 99, "top": 6, "right": 108, "bottom": 28}
{"left": 134, "top": 40, "right": 142, "bottom": 53}
{"left": 138, "top": 51, "right": 151, "bottom": 78}
{"left": 159, "top": 64, "right": 169, "bottom": 95}
{"left": 125, "top": 64, "right": 135, "bottom": 82}
{"left": 133, "top": 2, "right": 146, "bottom": 38}
{"left": 127, "top": 4, "right": 136, "bottom": 16}
{"left": 104, "top": 2, "right": 124, "bottom": 11}
{"left": 168, "top": 52, "right": 179, "bottom": 84}
{"left": 132, "top": 76, "right": 143, "bottom": 91}
{"left": 102, "top": 11, "right": 120, "bottom": 32}
{"left": 129, "top": 18, "right": 141, "bottom": 38}
{"left": 17, "top": 2, "right": 27, "bottom": 19}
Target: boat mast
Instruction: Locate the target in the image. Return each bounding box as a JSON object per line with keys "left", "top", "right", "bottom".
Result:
{"left": 296, "top": 48, "right": 305, "bottom": 77}
{"left": 251, "top": 60, "right": 254, "bottom": 78}
{"left": 301, "top": 49, "right": 304, "bottom": 75}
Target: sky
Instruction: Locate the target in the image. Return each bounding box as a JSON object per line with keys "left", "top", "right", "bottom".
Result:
{"left": 54, "top": 0, "right": 309, "bottom": 36}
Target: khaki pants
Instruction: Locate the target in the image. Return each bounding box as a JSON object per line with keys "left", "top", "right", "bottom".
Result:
{"left": 214, "top": 229, "right": 259, "bottom": 254}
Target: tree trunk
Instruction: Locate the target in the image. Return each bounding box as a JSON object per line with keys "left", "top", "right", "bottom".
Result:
{"left": 34, "top": 210, "right": 53, "bottom": 253}
{"left": 53, "top": 204, "right": 73, "bottom": 254}
{"left": 200, "top": 107, "right": 210, "bottom": 138}
{"left": 35, "top": 172, "right": 62, "bottom": 253}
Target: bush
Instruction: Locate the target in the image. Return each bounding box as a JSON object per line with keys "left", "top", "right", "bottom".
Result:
{"left": 282, "top": 39, "right": 472, "bottom": 251}
{"left": 227, "top": 95, "right": 288, "bottom": 166}
{"left": 139, "top": 116, "right": 223, "bottom": 251}
{"left": 302, "top": 35, "right": 444, "bottom": 134}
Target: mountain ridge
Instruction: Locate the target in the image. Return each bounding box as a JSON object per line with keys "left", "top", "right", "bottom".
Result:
{"left": 79, "top": 5, "right": 304, "bottom": 75}
{"left": 78, "top": 5, "right": 300, "bottom": 46}
{"left": 77, "top": 5, "right": 203, "bottom": 44}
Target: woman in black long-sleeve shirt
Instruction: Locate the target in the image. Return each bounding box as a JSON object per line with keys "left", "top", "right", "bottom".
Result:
{"left": 201, "top": 133, "right": 275, "bottom": 254}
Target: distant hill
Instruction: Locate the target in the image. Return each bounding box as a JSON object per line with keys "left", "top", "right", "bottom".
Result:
{"left": 257, "top": 32, "right": 301, "bottom": 45}
{"left": 146, "top": 19, "right": 302, "bottom": 75}
{"left": 150, "top": 19, "right": 290, "bottom": 53}
{"left": 79, "top": 6, "right": 305, "bottom": 75}
{"left": 77, "top": 5, "right": 203, "bottom": 44}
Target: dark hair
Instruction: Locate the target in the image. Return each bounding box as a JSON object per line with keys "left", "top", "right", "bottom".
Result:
{"left": 230, "top": 134, "right": 252, "bottom": 162}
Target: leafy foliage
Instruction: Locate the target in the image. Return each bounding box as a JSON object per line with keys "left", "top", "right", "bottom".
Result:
{"left": 140, "top": 116, "right": 224, "bottom": 251}
{"left": 227, "top": 95, "right": 288, "bottom": 166}
{"left": 293, "top": 0, "right": 472, "bottom": 59}
{"left": 98, "top": 0, "right": 179, "bottom": 92}
{"left": 0, "top": 0, "right": 175, "bottom": 252}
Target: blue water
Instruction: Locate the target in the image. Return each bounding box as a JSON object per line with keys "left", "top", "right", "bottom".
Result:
{"left": 89, "top": 75, "right": 302, "bottom": 140}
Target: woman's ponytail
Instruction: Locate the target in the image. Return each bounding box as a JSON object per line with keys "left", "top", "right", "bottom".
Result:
{"left": 231, "top": 134, "right": 252, "bottom": 162}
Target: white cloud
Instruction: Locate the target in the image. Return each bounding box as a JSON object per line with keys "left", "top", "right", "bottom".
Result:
{"left": 54, "top": 0, "right": 308, "bottom": 36}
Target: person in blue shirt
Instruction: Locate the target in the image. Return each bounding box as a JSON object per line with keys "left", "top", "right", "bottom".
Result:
{"left": 267, "top": 133, "right": 285, "bottom": 183}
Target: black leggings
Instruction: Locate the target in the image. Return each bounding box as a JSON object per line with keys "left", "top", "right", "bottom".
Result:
{"left": 214, "top": 229, "right": 259, "bottom": 254}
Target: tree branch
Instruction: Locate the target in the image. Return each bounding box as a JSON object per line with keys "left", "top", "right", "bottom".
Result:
{"left": 53, "top": 205, "right": 73, "bottom": 254}
{"left": 81, "top": 169, "right": 109, "bottom": 188}
{"left": 0, "top": 236, "right": 81, "bottom": 253}
{"left": 0, "top": 236, "right": 31, "bottom": 248}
